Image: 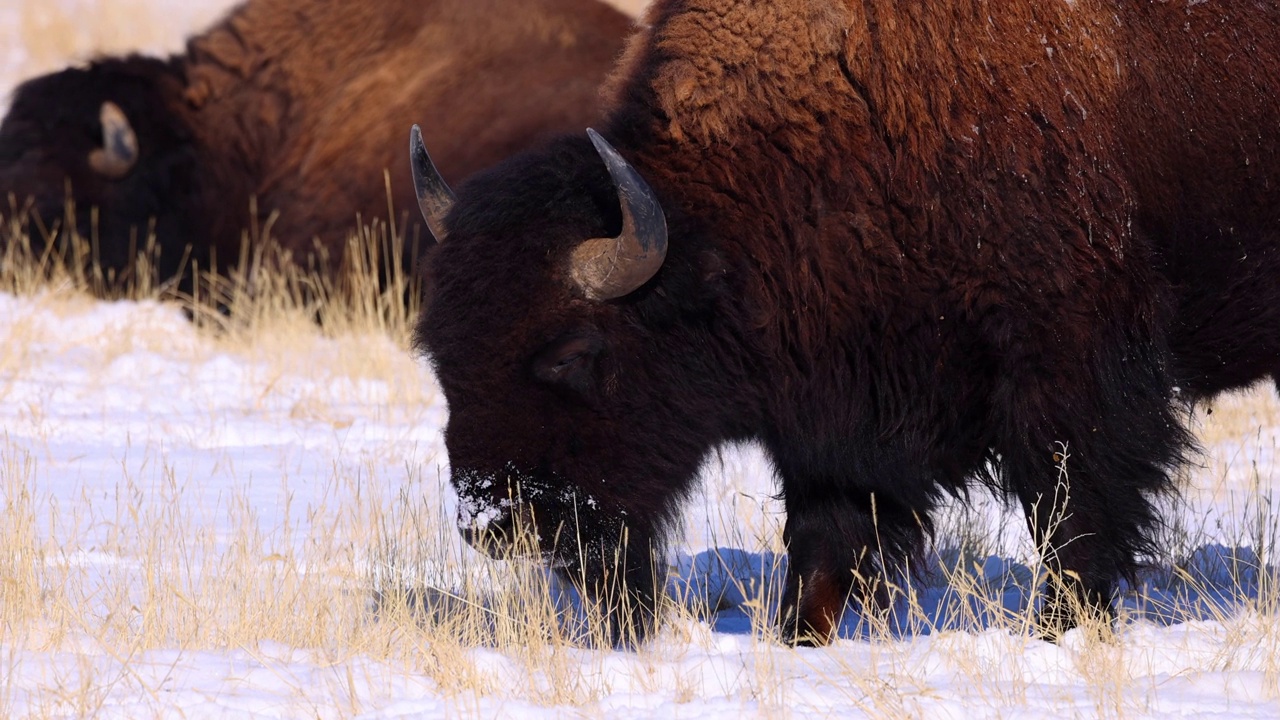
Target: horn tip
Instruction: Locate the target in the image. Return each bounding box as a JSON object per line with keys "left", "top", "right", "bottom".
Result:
{"left": 585, "top": 128, "right": 612, "bottom": 156}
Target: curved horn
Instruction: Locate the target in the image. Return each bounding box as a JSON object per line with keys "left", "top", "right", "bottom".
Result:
{"left": 410, "top": 124, "right": 456, "bottom": 243}
{"left": 88, "top": 101, "right": 138, "bottom": 179}
{"left": 570, "top": 128, "right": 668, "bottom": 301}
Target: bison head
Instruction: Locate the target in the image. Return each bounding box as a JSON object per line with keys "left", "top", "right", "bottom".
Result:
{"left": 0, "top": 58, "right": 200, "bottom": 286}
{"left": 411, "top": 126, "right": 749, "bottom": 643}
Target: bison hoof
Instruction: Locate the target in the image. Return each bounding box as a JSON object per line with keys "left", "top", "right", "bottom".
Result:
{"left": 1034, "top": 588, "right": 1116, "bottom": 643}
{"left": 777, "top": 606, "right": 837, "bottom": 647}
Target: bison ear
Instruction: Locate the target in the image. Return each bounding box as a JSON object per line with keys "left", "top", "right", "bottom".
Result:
{"left": 410, "top": 125, "right": 456, "bottom": 244}
{"left": 570, "top": 128, "right": 668, "bottom": 301}
{"left": 88, "top": 102, "right": 138, "bottom": 179}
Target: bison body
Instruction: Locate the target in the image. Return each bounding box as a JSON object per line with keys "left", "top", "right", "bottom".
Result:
{"left": 0, "top": 0, "right": 632, "bottom": 291}
{"left": 413, "top": 0, "right": 1280, "bottom": 644}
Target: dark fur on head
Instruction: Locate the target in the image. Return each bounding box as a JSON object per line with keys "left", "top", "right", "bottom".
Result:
{"left": 416, "top": 0, "right": 1280, "bottom": 646}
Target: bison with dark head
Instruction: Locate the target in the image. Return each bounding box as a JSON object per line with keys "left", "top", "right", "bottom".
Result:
{"left": 412, "top": 0, "right": 1280, "bottom": 645}
{"left": 0, "top": 0, "right": 633, "bottom": 293}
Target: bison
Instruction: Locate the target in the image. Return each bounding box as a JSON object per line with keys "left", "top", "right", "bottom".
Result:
{"left": 410, "top": 0, "right": 1280, "bottom": 645}
{"left": 0, "top": 0, "right": 633, "bottom": 293}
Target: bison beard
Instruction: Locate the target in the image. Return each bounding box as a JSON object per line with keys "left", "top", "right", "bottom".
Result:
{"left": 414, "top": 0, "right": 1280, "bottom": 646}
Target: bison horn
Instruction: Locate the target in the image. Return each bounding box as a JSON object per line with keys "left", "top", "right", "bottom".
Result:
{"left": 88, "top": 102, "right": 138, "bottom": 179}
{"left": 570, "top": 128, "right": 668, "bottom": 301}
{"left": 410, "top": 124, "right": 456, "bottom": 243}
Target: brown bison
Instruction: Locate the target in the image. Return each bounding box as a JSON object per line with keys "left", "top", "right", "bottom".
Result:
{"left": 411, "top": 0, "right": 1280, "bottom": 645}
{"left": 0, "top": 0, "right": 632, "bottom": 292}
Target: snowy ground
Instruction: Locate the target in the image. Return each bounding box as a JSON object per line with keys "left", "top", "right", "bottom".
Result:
{"left": 3, "top": 0, "right": 1280, "bottom": 717}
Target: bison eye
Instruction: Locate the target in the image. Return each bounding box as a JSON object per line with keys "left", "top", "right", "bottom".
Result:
{"left": 533, "top": 335, "right": 601, "bottom": 392}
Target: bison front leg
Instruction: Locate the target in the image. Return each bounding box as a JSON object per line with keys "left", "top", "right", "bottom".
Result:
{"left": 1011, "top": 457, "right": 1121, "bottom": 639}
{"left": 776, "top": 485, "right": 922, "bottom": 646}
{"left": 996, "top": 338, "right": 1191, "bottom": 640}
{"left": 777, "top": 510, "right": 867, "bottom": 646}
{"left": 557, "top": 523, "right": 661, "bottom": 647}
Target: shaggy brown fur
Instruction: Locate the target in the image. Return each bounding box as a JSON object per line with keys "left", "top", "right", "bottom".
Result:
{"left": 0, "top": 0, "right": 632, "bottom": 290}
{"left": 416, "top": 0, "right": 1280, "bottom": 645}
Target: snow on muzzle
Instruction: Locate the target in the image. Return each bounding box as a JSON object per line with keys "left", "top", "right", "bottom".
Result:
{"left": 453, "top": 470, "right": 544, "bottom": 559}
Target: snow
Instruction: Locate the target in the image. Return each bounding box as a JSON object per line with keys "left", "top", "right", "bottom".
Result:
{"left": 3, "top": 0, "right": 1280, "bottom": 716}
